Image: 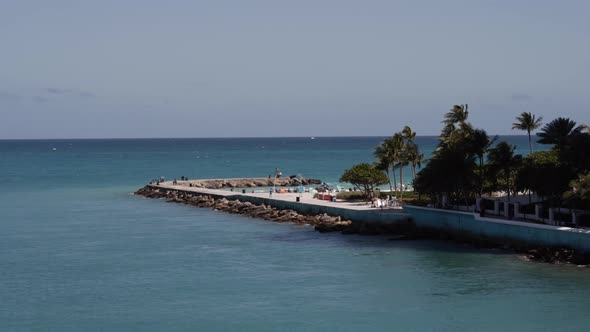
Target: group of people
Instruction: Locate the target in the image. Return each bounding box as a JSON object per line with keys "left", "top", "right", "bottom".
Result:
{"left": 172, "top": 176, "right": 188, "bottom": 185}
{"left": 149, "top": 176, "right": 189, "bottom": 186}
{"left": 268, "top": 186, "right": 303, "bottom": 197}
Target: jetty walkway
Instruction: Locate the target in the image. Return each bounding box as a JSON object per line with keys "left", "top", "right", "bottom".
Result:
{"left": 150, "top": 181, "right": 404, "bottom": 212}
{"left": 144, "top": 179, "right": 411, "bottom": 226}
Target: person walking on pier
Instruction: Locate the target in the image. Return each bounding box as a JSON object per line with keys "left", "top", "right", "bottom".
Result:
{"left": 269, "top": 187, "right": 273, "bottom": 197}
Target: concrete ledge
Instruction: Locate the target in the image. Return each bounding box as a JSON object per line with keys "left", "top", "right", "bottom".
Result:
{"left": 404, "top": 205, "right": 590, "bottom": 253}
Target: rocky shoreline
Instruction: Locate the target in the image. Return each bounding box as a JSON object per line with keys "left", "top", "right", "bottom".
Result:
{"left": 416, "top": 227, "right": 590, "bottom": 266}
{"left": 135, "top": 185, "right": 590, "bottom": 266}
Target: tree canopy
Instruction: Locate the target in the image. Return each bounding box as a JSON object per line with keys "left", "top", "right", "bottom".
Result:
{"left": 487, "top": 141, "right": 522, "bottom": 201}
{"left": 339, "top": 163, "right": 388, "bottom": 200}
{"left": 346, "top": 104, "right": 590, "bottom": 212}
{"left": 537, "top": 117, "right": 582, "bottom": 148}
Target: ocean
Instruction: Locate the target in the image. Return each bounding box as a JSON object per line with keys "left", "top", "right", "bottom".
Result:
{"left": 2, "top": 136, "right": 589, "bottom": 331}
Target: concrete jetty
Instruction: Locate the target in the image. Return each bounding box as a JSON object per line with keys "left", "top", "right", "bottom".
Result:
{"left": 143, "top": 179, "right": 412, "bottom": 224}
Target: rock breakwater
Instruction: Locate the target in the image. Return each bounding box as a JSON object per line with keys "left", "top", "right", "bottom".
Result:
{"left": 172, "top": 177, "right": 322, "bottom": 189}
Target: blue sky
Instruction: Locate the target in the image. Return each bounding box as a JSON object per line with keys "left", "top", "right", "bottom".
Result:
{"left": 1, "top": 0, "right": 589, "bottom": 138}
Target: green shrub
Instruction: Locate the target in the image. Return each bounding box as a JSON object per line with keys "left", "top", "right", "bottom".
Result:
{"left": 336, "top": 191, "right": 368, "bottom": 201}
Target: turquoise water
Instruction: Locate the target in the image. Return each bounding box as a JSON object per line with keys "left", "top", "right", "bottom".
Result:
{"left": 2, "top": 136, "right": 587, "bottom": 331}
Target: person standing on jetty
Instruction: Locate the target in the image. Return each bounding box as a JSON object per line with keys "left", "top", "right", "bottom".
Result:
{"left": 269, "top": 187, "right": 273, "bottom": 197}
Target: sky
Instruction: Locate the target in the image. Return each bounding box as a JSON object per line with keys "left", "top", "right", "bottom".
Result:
{"left": 1, "top": 0, "right": 589, "bottom": 139}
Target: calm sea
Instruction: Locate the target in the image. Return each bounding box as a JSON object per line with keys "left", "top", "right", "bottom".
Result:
{"left": 2, "top": 136, "right": 588, "bottom": 332}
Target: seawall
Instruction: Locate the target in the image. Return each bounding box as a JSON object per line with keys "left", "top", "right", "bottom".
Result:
{"left": 405, "top": 205, "right": 590, "bottom": 262}
{"left": 231, "top": 195, "right": 411, "bottom": 225}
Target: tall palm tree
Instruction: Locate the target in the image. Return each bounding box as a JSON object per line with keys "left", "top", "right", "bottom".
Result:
{"left": 537, "top": 117, "right": 583, "bottom": 148}
{"left": 397, "top": 146, "right": 410, "bottom": 202}
{"left": 373, "top": 139, "right": 395, "bottom": 192}
{"left": 466, "top": 129, "right": 496, "bottom": 196}
{"left": 512, "top": 112, "right": 543, "bottom": 153}
{"left": 375, "top": 136, "right": 404, "bottom": 195}
{"left": 401, "top": 126, "right": 419, "bottom": 192}
{"left": 487, "top": 142, "right": 523, "bottom": 201}
{"left": 405, "top": 143, "right": 424, "bottom": 185}
{"left": 391, "top": 133, "right": 408, "bottom": 201}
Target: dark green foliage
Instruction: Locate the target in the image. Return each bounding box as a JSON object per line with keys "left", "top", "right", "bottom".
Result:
{"left": 529, "top": 118, "right": 590, "bottom": 207}
{"left": 380, "top": 107, "right": 590, "bottom": 211}
{"left": 335, "top": 191, "right": 368, "bottom": 201}
{"left": 487, "top": 142, "right": 522, "bottom": 200}
{"left": 558, "top": 130, "right": 590, "bottom": 173}
{"left": 537, "top": 117, "right": 583, "bottom": 148}
{"left": 514, "top": 150, "right": 574, "bottom": 206}
{"left": 414, "top": 146, "right": 478, "bottom": 205}
{"left": 339, "top": 163, "right": 388, "bottom": 200}
{"left": 414, "top": 104, "right": 490, "bottom": 207}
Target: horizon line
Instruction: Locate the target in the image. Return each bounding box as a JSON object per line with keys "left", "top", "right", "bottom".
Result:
{"left": 0, "top": 134, "right": 533, "bottom": 141}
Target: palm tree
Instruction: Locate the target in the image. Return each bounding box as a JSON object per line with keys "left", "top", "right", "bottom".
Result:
{"left": 537, "top": 117, "right": 583, "bottom": 148}
{"left": 405, "top": 143, "right": 424, "bottom": 184}
{"left": 440, "top": 104, "right": 474, "bottom": 148}
{"left": 401, "top": 126, "right": 419, "bottom": 192}
{"left": 443, "top": 104, "right": 469, "bottom": 127}
{"left": 373, "top": 139, "right": 395, "bottom": 192}
{"left": 390, "top": 136, "right": 404, "bottom": 194}
{"left": 401, "top": 126, "right": 416, "bottom": 144}
{"left": 396, "top": 145, "right": 410, "bottom": 202}
{"left": 375, "top": 136, "right": 404, "bottom": 195}
{"left": 466, "top": 129, "right": 496, "bottom": 196}
{"left": 487, "top": 142, "right": 523, "bottom": 201}
{"left": 512, "top": 112, "right": 543, "bottom": 153}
